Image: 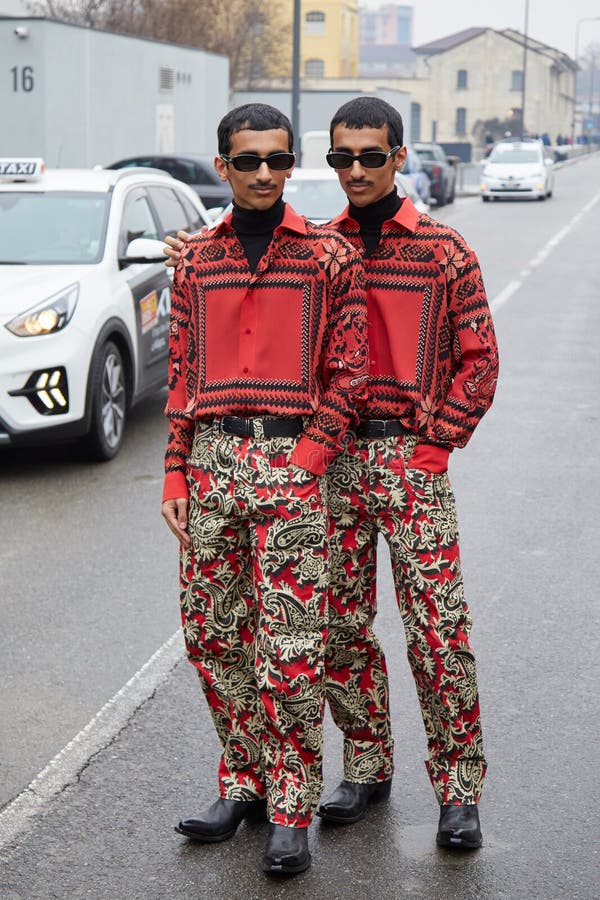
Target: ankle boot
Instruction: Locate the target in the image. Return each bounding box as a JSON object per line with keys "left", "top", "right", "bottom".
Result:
{"left": 175, "top": 797, "right": 266, "bottom": 843}
{"left": 263, "top": 823, "right": 311, "bottom": 875}
{"left": 316, "top": 779, "right": 392, "bottom": 824}
{"left": 436, "top": 803, "right": 482, "bottom": 850}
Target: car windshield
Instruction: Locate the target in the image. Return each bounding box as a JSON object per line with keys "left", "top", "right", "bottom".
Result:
{"left": 0, "top": 191, "right": 109, "bottom": 264}
{"left": 283, "top": 178, "right": 346, "bottom": 221}
{"left": 415, "top": 148, "right": 434, "bottom": 160}
{"left": 488, "top": 148, "right": 540, "bottom": 164}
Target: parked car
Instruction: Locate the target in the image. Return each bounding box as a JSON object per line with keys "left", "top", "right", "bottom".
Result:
{"left": 394, "top": 172, "right": 431, "bottom": 215}
{"left": 401, "top": 147, "right": 432, "bottom": 204}
{"left": 280, "top": 167, "right": 430, "bottom": 226}
{"left": 106, "top": 153, "right": 233, "bottom": 211}
{"left": 282, "top": 167, "right": 345, "bottom": 224}
{"left": 412, "top": 142, "right": 457, "bottom": 206}
{"left": 0, "top": 158, "right": 213, "bottom": 459}
{"left": 480, "top": 139, "right": 555, "bottom": 201}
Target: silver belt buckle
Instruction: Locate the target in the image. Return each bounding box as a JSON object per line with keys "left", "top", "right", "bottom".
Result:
{"left": 253, "top": 418, "right": 265, "bottom": 440}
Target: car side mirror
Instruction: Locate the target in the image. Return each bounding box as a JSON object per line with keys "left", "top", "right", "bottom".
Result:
{"left": 120, "top": 237, "right": 166, "bottom": 265}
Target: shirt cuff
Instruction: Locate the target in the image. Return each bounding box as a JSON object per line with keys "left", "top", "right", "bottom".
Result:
{"left": 162, "top": 469, "right": 189, "bottom": 503}
{"left": 289, "top": 436, "right": 334, "bottom": 476}
{"left": 408, "top": 442, "right": 451, "bottom": 474}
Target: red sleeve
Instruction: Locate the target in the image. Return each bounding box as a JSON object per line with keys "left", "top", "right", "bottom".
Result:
{"left": 430, "top": 238, "right": 499, "bottom": 449}
{"left": 162, "top": 258, "right": 195, "bottom": 502}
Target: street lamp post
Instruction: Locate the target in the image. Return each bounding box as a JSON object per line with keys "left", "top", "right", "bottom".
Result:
{"left": 571, "top": 16, "right": 600, "bottom": 144}
{"left": 521, "top": 0, "right": 529, "bottom": 136}
{"left": 292, "top": 0, "right": 301, "bottom": 163}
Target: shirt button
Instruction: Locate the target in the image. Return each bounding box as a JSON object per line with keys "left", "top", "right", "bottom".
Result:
{"left": 245, "top": 328, "right": 251, "bottom": 334}
{"left": 370, "top": 360, "right": 376, "bottom": 366}
{"left": 242, "top": 367, "right": 249, "bottom": 373}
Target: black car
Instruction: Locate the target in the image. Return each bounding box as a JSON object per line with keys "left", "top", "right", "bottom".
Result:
{"left": 106, "top": 154, "right": 233, "bottom": 211}
{"left": 412, "top": 142, "right": 457, "bottom": 207}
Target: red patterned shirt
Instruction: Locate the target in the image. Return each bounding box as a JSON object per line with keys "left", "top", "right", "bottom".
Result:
{"left": 329, "top": 197, "right": 499, "bottom": 470}
{"left": 163, "top": 203, "right": 368, "bottom": 500}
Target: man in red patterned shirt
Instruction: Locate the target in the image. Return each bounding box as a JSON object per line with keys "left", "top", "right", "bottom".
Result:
{"left": 161, "top": 103, "right": 368, "bottom": 876}
{"left": 165, "top": 97, "right": 499, "bottom": 853}
{"left": 315, "top": 97, "right": 498, "bottom": 851}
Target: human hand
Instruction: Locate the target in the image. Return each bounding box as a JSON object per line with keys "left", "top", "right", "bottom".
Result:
{"left": 163, "top": 229, "right": 193, "bottom": 267}
{"left": 161, "top": 497, "right": 191, "bottom": 547}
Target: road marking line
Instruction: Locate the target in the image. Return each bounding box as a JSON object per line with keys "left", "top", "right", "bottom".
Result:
{"left": 0, "top": 629, "right": 184, "bottom": 852}
{"left": 490, "top": 188, "right": 600, "bottom": 313}
{"left": 490, "top": 279, "right": 522, "bottom": 312}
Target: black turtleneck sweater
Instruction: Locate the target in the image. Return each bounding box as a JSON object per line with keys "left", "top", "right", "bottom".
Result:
{"left": 231, "top": 197, "right": 285, "bottom": 273}
{"left": 349, "top": 188, "right": 403, "bottom": 257}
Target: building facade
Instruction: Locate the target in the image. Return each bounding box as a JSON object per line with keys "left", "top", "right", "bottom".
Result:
{"left": 411, "top": 28, "right": 575, "bottom": 147}
{"left": 0, "top": 17, "right": 229, "bottom": 166}
{"left": 346, "top": 27, "right": 575, "bottom": 152}
{"left": 359, "top": 2, "right": 416, "bottom": 77}
{"left": 297, "top": 0, "right": 360, "bottom": 79}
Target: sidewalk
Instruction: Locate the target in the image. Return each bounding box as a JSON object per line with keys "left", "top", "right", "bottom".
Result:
{"left": 1, "top": 642, "right": 597, "bottom": 900}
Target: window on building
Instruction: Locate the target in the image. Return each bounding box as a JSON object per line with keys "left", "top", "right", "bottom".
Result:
{"left": 305, "top": 58, "right": 325, "bottom": 77}
{"left": 456, "top": 107, "right": 467, "bottom": 136}
{"left": 410, "top": 102, "right": 421, "bottom": 142}
{"left": 457, "top": 69, "right": 468, "bottom": 89}
{"left": 305, "top": 11, "right": 326, "bottom": 35}
{"left": 511, "top": 70, "right": 524, "bottom": 91}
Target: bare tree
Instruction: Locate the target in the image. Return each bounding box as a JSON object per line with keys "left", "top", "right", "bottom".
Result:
{"left": 28, "top": 0, "right": 292, "bottom": 86}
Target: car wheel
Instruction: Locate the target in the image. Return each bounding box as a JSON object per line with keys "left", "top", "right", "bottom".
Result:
{"left": 482, "top": 196, "right": 490, "bottom": 202}
{"left": 81, "top": 340, "right": 127, "bottom": 461}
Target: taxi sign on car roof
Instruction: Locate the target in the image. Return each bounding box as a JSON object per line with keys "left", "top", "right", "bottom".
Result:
{"left": 0, "top": 158, "right": 45, "bottom": 181}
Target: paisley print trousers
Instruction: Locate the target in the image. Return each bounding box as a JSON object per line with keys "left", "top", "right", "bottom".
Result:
{"left": 180, "top": 421, "right": 329, "bottom": 827}
{"left": 325, "top": 432, "right": 487, "bottom": 805}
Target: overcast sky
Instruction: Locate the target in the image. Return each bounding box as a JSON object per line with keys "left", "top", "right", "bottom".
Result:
{"left": 362, "top": 0, "right": 600, "bottom": 59}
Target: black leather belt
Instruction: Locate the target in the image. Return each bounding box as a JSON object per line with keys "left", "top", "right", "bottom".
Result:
{"left": 220, "top": 416, "right": 303, "bottom": 439}
{"left": 356, "top": 418, "right": 409, "bottom": 438}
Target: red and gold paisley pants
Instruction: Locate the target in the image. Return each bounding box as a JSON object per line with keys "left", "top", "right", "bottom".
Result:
{"left": 180, "top": 421, "right": 329, "bottom": 827}
{"left": 325, "top": 432, "right": 487, "bottom": 805}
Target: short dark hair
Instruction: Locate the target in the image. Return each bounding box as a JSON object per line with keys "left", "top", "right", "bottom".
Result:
{"left": 329, "top": 97, "right": 404, "bottom": 149}
{"left": 217, "top": 103, "right": 294, "bottom": 154}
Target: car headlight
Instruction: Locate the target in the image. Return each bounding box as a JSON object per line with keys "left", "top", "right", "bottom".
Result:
{"left": 5, "top": 283, "right": 79, "bottom": 337}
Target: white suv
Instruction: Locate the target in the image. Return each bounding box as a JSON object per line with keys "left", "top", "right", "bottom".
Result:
{"left": 0, "top": 159, "right": 212, "bottom": 459}
{"left": 480, "top": 139, "right": 555, "bottom": 201}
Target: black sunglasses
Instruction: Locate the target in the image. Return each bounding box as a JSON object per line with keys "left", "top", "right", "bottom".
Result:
{"left": 220, "top": 152, "right": 295, "bottom": 172}
{"left": 326, "top": 146, "right": 401, "bottom": 170}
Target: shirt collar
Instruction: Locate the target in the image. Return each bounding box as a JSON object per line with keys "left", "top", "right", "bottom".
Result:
{"left": 330, "top": 195, "right": 420, "bottom": 235}
{"left": 213, "top": 201, "right": 307, "bottom": 237}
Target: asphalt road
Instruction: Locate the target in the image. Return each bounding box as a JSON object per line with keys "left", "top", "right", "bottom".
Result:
{"left": 1, "top": 155, "right": 599, "bottom": 898}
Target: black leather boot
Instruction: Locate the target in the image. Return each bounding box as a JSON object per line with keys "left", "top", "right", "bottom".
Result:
{"left": 263, "top": 824, "right": 311, "bottom": 875}
{"left": 315, "top": 779, "right": 392, "bottom": 824}
{"left": 174, "top": 797, "right": 266, "bottom": 843}
{"left": 436, "top": 803, "right": 482, "bottom": 850}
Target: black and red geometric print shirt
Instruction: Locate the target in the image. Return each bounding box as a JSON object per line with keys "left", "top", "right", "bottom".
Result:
{"left": 329, "top": 196, "right": 499, "bottom": 470}
{"left": 163, "top": 203, "right": 368, "bottom": 500}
